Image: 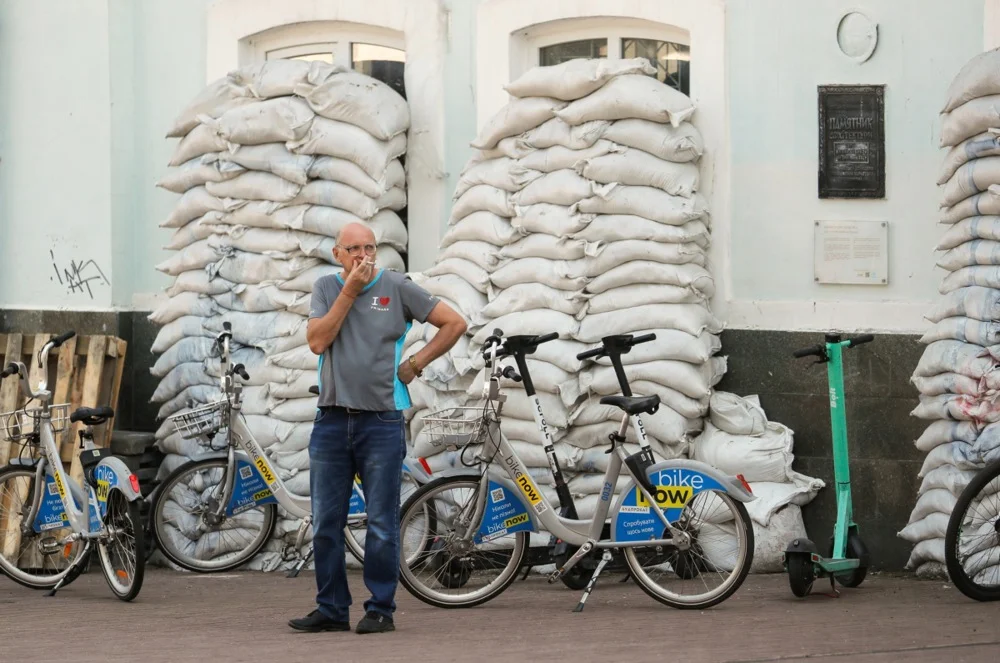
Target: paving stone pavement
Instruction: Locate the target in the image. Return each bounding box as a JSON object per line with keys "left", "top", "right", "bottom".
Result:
{"left": 1, "top": 569, "right": 999, "bottom": 662}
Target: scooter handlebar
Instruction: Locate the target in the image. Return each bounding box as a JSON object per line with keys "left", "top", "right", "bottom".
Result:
{"left": 792, "top": 345, "right": 824, "bottom": 359}
{"left": 847, "top": 334, "right": 874, "bottom": 348}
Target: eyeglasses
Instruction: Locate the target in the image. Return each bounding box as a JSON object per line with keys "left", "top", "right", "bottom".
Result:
{"left": 337, "top": 243, "right": 377, "bottom": 256}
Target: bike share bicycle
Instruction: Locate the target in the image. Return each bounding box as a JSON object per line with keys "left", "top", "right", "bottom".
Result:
{"left": 397, "top": 329, "right": 756, "bottom": 611}
{"left": 148, "top": 322, "right": 430, "bottom": 575}
{"left": 945, "top": 440, "right": 1000, "bottom": 601}
{"left": 0, "top": 331, "right": 145, "bottom": 601}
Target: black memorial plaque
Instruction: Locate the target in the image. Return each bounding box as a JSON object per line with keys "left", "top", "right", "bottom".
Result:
{"left": 817, "top": 84, "right": 885, "bottom": 199}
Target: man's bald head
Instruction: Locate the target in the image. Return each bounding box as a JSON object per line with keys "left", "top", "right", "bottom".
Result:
{"left": 334, "top": 222, "right": 377, "bottom": 275}
{"left": 336, "top": 222, "right": 376, "bottom": 247}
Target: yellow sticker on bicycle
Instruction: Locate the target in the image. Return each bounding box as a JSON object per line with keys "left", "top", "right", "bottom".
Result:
{"left": 515, "top": 473, "right": 542, "bottom": 506}
{"left": 254, "top": 457, "right": 276, "bottom": 485}
{"left": 636, "top": 485, "right": 693, "bottom": 509}
{"left": 504, "top": 513, "right": 529, "bottom": 528}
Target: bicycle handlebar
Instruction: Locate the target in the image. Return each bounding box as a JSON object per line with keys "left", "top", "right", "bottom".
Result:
{"left": 0, "top": 363, "right": 17, "bottom": 379}
{"left": 50, "top": 330, "right": 76, "bottom": 348}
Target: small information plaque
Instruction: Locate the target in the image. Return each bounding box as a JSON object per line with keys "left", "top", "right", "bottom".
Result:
{"left": 814, "top": 220, "right": 888, "bottom": 285}
{"left": 818, "top": 84, "right": 885, "bottom": 198}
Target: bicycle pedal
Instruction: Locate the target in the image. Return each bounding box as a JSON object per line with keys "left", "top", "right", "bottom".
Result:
{"left": 547, "top": 569, "right": 564, "bottom": 584}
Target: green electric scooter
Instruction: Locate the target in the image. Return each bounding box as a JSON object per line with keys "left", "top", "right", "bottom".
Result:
{"left": 782, "top": 333, "right": 873, "bottom": 597}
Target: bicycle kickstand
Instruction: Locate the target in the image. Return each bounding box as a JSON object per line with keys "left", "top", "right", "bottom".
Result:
{"left": 287, "top": 547, "right": 314, "bottom": 579}
{"left": 573, "top": 550, "right": 613, "bottom": 613}
{"left": 47, "top": 546, "right": 92, "bottom": 597}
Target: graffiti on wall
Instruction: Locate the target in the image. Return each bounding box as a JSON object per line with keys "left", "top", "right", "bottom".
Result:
{"left": 49, "top": 249, "right": 109, "bottom": 300}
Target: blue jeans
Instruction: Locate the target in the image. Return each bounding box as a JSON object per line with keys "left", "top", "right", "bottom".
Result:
{"left": 308, "top": 406, "right": 406, "bottom": 622}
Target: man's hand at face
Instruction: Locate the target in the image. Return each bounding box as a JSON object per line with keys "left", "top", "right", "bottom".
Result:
{"left": 342, "top": 255, "right": 376, "bottom": 298}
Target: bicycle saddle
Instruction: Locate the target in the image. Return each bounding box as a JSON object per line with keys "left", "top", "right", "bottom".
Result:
{"left": 598, "top": 395, "right": 660, "bottom": 416}
{"left": 70, "top": 406, "right": 115, "bottom": 426}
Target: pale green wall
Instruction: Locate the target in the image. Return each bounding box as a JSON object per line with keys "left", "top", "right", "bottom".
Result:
{"left": 727, "top": 0, "right": 984, "bottom": 305}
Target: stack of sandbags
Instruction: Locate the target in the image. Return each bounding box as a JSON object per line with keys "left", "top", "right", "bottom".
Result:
{"left": 405, "top": 58, "right": 725, "bottom": 521}
{"left": 149, "top": 59, "right": 410, "bottom": 571}
{"left": 903, "top": 47, "right": 1000, "bottom": 580}
{"left": 692, "top": 392, "right": 824, "bottom": 572}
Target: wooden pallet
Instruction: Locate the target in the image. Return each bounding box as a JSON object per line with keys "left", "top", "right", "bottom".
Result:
{"left": 0, "top": 333, "right": 127, "bottom": 480}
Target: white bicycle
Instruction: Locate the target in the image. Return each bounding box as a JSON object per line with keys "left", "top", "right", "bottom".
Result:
{"left": 0, "top": 331, "right": 146, "bottom": 601}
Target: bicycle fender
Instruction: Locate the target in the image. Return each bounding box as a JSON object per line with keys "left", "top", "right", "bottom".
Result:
{"left": 610, "top": 459, "right": 755, "bottom": 544}
{"left": 94, "top": 457, "right": 143, "bottom": 503}
{"left": 6, "top": 457, "right": 40, "bottom": 468}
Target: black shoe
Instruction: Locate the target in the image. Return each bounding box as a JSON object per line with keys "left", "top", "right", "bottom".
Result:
{"left": 289, "top": 609, "right": 351, "bottom": 632}
{"left": 355, "top": 610, "right": 395, "bottom": 634}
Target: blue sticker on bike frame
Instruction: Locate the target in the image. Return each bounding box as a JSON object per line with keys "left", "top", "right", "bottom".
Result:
{"left": 33, "top": 474, "right": 70, "bottom": 533}
{"left": 474, "top": 480, "right": 535, "bottom": 544}
{"left": 614, "top": 467, "right": 725, "bottom": 543}
{"left": 226, "top": 458, "right": 278, "bottom": 516}
{"left": 348, "top": 476, "right": 366, "bottom": 515}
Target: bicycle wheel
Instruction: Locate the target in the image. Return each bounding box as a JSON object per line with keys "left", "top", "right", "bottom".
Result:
{"left": 398, "top": 475, "right": 527, "bottom": 609}
{"left": 626, "top": 489, "right": 754, "bottom": 609}
{"left": 945, "top": 459, "right": 1000, "bottom": 601}
{"left": 344, "top": 470, "right": 422, "bottom": 563}
{"left": 151, "top": 457, "right": 277, "bottom": 572}
{"left": 97, "top": 488, "right": 145, "bottom": 601}
{"left": 0, "top": 466, "right": 89, "bottom": 589}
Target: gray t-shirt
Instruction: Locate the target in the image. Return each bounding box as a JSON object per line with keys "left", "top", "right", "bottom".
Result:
{"left": 309, "top": 269, "right": 439, "bottom": 412}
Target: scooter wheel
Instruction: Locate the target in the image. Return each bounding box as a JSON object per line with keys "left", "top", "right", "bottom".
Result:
{"left": 786, "top": 553, "right": 815, "bottom": 597}
{"left": 829, "top": 531, "right": 869, "bottom": 588}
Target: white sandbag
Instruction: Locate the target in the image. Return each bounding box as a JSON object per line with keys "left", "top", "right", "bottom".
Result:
{"left": 148, "top": 291, "right": 218, "bottom": 325}
{"left": 309, "top": 156, "right": 403, "bottom": 198}
{"left": 480, "top": 283, "right": 583, "bottom": 319}
{"left": 437, "top": 240, "right": 501, "bottom": 271}
{"left": 554, "top": 74, "right": 695, "bottom": 128}
{"left": 499, "top": 234, "right": 592, "bottom": 261}
{"left": 919, "top": 464, "right": 979, "bottom": 496}
{"left": 973, "top": 423, "right": 1000, "bottom": 456}
{"left": 571, "top": 217, "right": 709, "bottom": 248}
{"left": 166, "top": 74, "right": 253, "bottom": 138}
{"left": 942, "top": 48, "right": 1000, "bottom": 112}
{"left": 937, "top": 216, "right": 1000, "bottom": 251}
{"left": 925, "top": 286, "right": 1000, "bottom": 323}
{"left": 937, "top": 240, "right": 1000, "bottom": 272}
{"left": 569, "top": 399, "right": 696, "bottom": 445}
{"left": 913, "top": 341, "right": 995, "bottom": 380}
{"left": 511, "top": 203, "right": 593, "bottom": 236}
{"left": 293, "top": 71, "right": 408, "bottom": 140}
{"left": 286, "top": 206, "right": 406, "bottom": 249}
{"left": 268, "top": 345, "right": 319, "bottom": 371}
{"left": 232, "top": 58, "right": 339, "bottom": 99}
{"left": 440, "top": 212, "right": 518, "bottom": 248}
{"left": 165, "top": 220, "right": 231, "bottom": 251}
{"left": 157, "top": 155, "right": 241, "bottom": 194}
{"left": 503, "top": 57, "right": 656, "bottom": 101}
{"left": 210, "top": 252, "right": 320, "bottom": 284}
{"left": 709, "top": 392, "right": 768, "bottom": 436}
{"left": 517, "top": 117, "right": 609, "bottom": 151}
{"left": 212, "top": 283, "right": 308, "bottom": 314}
{"left": 218, "top": 143, "right": 315, "bottom": 185}
{"left": 942, "top": 157, "right": 1000, "bottom": 208}
{"left": 920, "top": 440, "right": 991, "bottom": 476}
{"left": 518, "top": 140, "right": 621, "bottom": 174}
{"left": 500, "top": 390, "right": 571, "bottom": 429}
{"left": 168, "top": 124, "right": 230, "bottom": 167}
{"left": 290, "top": 180, "right": 382, "bottom": 219}
{"left": 749, "top": 504, "right": 808, "bottom": 573}
{"left": 911, "top": 393, "right": 1000, "bottom": 423}
{"left": 471, "top": 97, "right": 568, "bottom": 150}
{"left": 941, "top": 186, "right": 1000, "bottom": 224}
{"left": 164, "top": 269, "right": 235, "bottom": 298}
{"left": 203, "top": 96, "right": 315, "bottom": 146}
{"left": 424, "top": 258, "right": 491, "bottom": 294}
{"left": 471, "top": 309, "right": 579, "bottom": 345}
{"left": 150, "top": 362, "right": 218, "bottom": 403}
{"left": 575, "top": 186, "right": 708, "bottom": 226}
{"left": 287, "top": 117, "right": 406, "bottom": 181}
{"left": 453, "top": 157, "right": 543, "bottom": 198}
{"left": 161, "top": 186, "right": 226, "bottom": 228}
{"left": 150, "top": 315, "right": 212, "bottom": 355}
{"left": 940, "top": 94, "right": 1000, "bottom": 147}
{"left": 467, "top": 360, "right": 577, "bottom": 400}
{"left": 941, "top": 265, "right": 1000, "bottom": 293}
{"left": 898, "top": 512, "right": 950, "bottom": 544}
{"left": 205, "top": 348, "right": 299, "bottom": 385}
{"left": 911, "top": 372, "right": 981, "bottom": 397}
{"left": 205, "top": 171, "right": 302, "bottom": 202}
{"left": 909, "top": 488, "right": 958, "bottom": 522}
{"left": 510, "top": 169, "right": 595, "bottom": 207}
{"left": 905, "top": 538, "right": 945, "bottom": 569}
{"left": 561, "top": 419, "right": 674, "bottom": 449}
{"left": 602, "top": 119, "right": 704, "bottom": 163}
{"left": 581, "top": 359, "right": 718, "bottom": 400}
{"left": 915, "top": 420, "right": 980, "bottom": 452}
{"left": 210, "top": 226, "right": 326, "bottom": 258}
{"left": 203, "top": 309, "right": 306, "bottom": 340}
{"left": 744, "top": 478, "right": 825, "bottom": 528}
{"left": 576, "top": 303, "right": 722, "bottom": 340}
{"left": 275, "top": 263, "right": 339, "bottom": 293}
{"left": 151, "top": 337, "right": 217, "bottom": 378}
{"left": 465, "top": 137, "right": 533, "bottom": 165}
{"left": 489, "top": 257, "right": 588, "bottom": 292}
{"left": 449, "top": 185, "right": 514, "bottom": 222}
{"left": 268, "top": 371, "right": 319, "bottom": 400}
{"left": 918, "top": 316, "right": 1000, "bottom": 346}
{"left": 585, "top": 261, "right": 716, "bottom": 298}
{"left": 419, "top": 275, "right": 488, "bottom": 322}
{"left": 938, "top": 131, "right": 1000, "bottom": 184}
{"left": 577, "top": 149, "right": 700, "bottom": 198}
{"left": 692, "top": 422, "right": 796, "bottom": 483}
{"left": 567, "top": 240, "right": 707, "bottom": 279}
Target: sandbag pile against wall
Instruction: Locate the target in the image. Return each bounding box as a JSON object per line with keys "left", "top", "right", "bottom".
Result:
{"left": 149, "top": 59, "right": 410, "bottom": 571}
{"left": 692, "top": 392, "right": 824, "bottom": 572}
{"left": 402, "top": 58, "right": 726, "bottom": 521}
{"left": 904, "top": 47, "right": 1000, "bottom": 580}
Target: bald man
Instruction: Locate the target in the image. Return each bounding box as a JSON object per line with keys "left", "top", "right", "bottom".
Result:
{"left": 289, "top": 222, "right": 467, "bottom": 635}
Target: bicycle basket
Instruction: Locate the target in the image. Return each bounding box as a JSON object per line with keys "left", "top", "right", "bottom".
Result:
{"left": 0, "top": 403, "right": 71, "bottom": 442}
{"left": 420, "top": 406, "right": 488, "bottom": 450}
{"left": 167, "top": 400, "right": 228, "bottom": 439}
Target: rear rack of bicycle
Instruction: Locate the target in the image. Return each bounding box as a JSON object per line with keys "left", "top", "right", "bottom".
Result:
{"left": 0, "top": 403, "right": 71, "bottom": 442}
{"left": 167, "top": 400, "right": 229, "bottom": 439}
